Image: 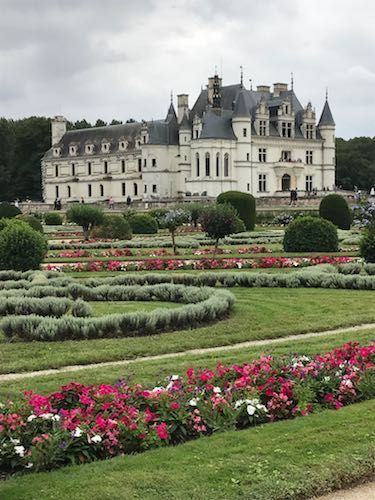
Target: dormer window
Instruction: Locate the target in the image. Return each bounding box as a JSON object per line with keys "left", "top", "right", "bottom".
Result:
{"left": 102, "top": 143, "right": 109, "bottom": 153}
{"left": 85, "top": 144, "right": 94, "bottom": 154}
{"left": 69, "top": 145, "right": 77, "bottom": 156}
{"left": 119, "top": 140, "right": 128, "bottom": 151}
{"left": 306, "top": 124, "right": 314, "bottom": 139}
{"left": 53, "top": 148, "right": 61, "bottom": 157}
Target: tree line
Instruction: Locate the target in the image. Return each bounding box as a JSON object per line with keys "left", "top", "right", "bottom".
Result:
{"left": 0, "top": 116, "right": 374, "bottom": 201}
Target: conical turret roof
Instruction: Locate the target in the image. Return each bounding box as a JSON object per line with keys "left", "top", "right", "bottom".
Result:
{"left": 233, "top": 90, "right": 251, "bottom": 119}
{"left": 318, "top": 99, "right": 335, "bottom": 127}
{"left": 179, "top": 112, "right": 190, "bottom": 130}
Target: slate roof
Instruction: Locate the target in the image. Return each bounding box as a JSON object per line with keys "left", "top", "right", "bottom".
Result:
{"left": 318, "top": 100, "right": 335, "bottom": 126}
{"left": 200, "top": 109, "right": 236, "bottom": 140}
{"left": 233, "top": 89, "right": 251, "bottom": 118}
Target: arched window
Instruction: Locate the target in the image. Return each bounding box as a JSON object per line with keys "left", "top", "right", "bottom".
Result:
{"left": 133, "top": 183, "right": 138, "bottom": 196}
{"left": 281, "top": 174, "right": 291, "bottom": 191}
{"left": 216, "top": 154, "right": 220, "bottom": 177}
{"left": 196, "top": 153, "right": 200, "bottom": 177}
{"left": 224, "top": 153, "right": 229, "bottom": 177}
{"left": 205, "top": 153, "right": 210, "bottom": 177}
{"left": 67, "top": 185, "right": 71, "bottom": 198}
{"left": 100, "top": 184, "right": 104, "bottom": 197}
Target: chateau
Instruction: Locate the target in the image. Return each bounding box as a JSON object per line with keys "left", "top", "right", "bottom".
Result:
{"left": 41, "top": 74, "right": 336, "bottom": 204}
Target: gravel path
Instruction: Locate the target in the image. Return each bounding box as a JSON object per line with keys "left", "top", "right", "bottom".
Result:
{"left": 1, "top": 322, "right": 375, "bottom": 382}
{"left": 315, "top": 480, "right": 375, "bottom": 499}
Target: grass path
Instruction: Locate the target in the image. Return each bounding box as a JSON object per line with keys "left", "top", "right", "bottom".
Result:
{"left": 2, "top": 322, "right": 375, "bottom": 382}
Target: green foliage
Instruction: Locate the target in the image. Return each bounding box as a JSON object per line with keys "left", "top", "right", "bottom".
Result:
{"left": 319, "top": 194, "right": 352, "bottom": 229}
{"left": 0, "top": 202, "right": 21, "bottom": 219}
{"left": 336, "top": 136, "right": 375, "bottom": 190}
{"left": 148, "top": 208, "right": 168, "bottom": 228}
{"left": 283, "top": 216, "right": 338, "bottom": 252}
{"left": 217, "top": 191, "right": 256, "bottom": 230}
{"left": 0, "top": 221, "right": 48, "bottom": 271}
{"left": 66, "top": 205, "right": 104, "bottom": 240}
{"left": 92, "top": 215, "right": 132, "bottom": 240}
{"left": 337, "top": 263, "right": 362, "bottom": 274}
{"left": 129, "top": 214, "right": 158, "bottom": 234}
{"left": 162, "top": 209, "right": 189, "bottom": 255}
{"left": 360, "top": 229, "right": 375, "bottom": 263}
{"left": 44, "top": 212, "right": 63, "bottom": 225}
{"left": 16, "top": 214, "right": 43, "bottom": 233}
{"left": 199, "top": 204, "right": 242, "bottom": 248}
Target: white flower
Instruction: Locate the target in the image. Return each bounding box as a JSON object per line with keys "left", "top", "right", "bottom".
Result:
{"left": 213, "top": 387, "right": 221, "bottom": 394}
{"left": 170, "top": 375, "right": 179, "bottom": 381}
{"left": 72, "top": 427, "right": 83, "bottom": 438}
{"left": 10, "top": 438, "right": 20, "bottom": 445}
{"left": 324, "top": 376, "right": 331, "bottom": 383}
{"left": 256, "top": 404, "right": 268, "bottom": 412}
{"left": 27, "top": 414, "right": 37, "bottom": 422}
{"left": 247, "top": 405, "right": 256, "bottom": 416}
{"left": 40, "top": 413, "right": 54, "bottom": 420}
{"left": 189, "top": 398, "right": 200, "bottom": 406}
{"left": 25, "top": 463, "right": 33, "bottom": 469}
{"left": 14, "top": 445, "right": 25, "bottom": 457}
{"left": 91, "top": 435, "right": 102, "bottom": 444}
{"left": 52, "top": 415, "right": 61, "bottom": 422}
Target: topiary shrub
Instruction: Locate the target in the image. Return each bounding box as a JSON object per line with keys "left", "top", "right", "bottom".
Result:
{"left": 129, "top": 214, "right": 158, "bottom": 234}
{"left": 199, "top": 203, "right": 243, "bottom": 252}
{"left": 283, "top": 216, "right": 338, "bottom": 252}
{"left": 44, "top": 212, "right": 63, "bottom": 225}
{"left": 148, "top": 208, "right": 168, "bottom": 229}
{"left": 217, "top": 191, "right": 256, "bottom": 230}
{"left": 0, "top": 202, "right": 21, "bottom": 219}
{"left": 92, "top": 215, "right": 132, "bottom": 240}
{"left": 66, "top": 205, "right": 104, "bottom": 240}
{"left": 360, "top": 229, "right": 375, "bottom": 263}
{"left": 16, "top": 214, "right": 43, "bottom": 233}
{"left": 0, "top": 221, "right": 48, "bottom": 271}
{"left": 319, "top": 194, "right": 352, "bottom": 230}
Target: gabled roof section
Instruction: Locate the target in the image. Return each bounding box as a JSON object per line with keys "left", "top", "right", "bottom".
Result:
{"left": 233, "top": 90, "right": 251, "bottom": 118}
{"left": 166, "top": 102, "right": 177, "bottom": 121}
{"left": 318, "top": 100, "right": 335, "bottom": 126}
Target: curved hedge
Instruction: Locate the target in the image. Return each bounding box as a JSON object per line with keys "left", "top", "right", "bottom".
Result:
{"left": 319, "top": 194, "right": 352, "bottom": 230}
{"left": 283, "top": 216, "right": 338, "bottom": 252}
{"left": 217, "top": 191, "right": 256, "bottom": 230}
{"left": 0, "top": 202, "right": 21, "bottom": 219}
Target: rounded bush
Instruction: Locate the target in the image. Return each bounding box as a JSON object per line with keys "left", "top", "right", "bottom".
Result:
{"left": 0, "top": 202, "right": 21, "bottom": 219}
{"left": 129, "top": 214, "right": 158, "bottom": 234}
{"left": 283, "top": 216, "right": 338, "bottom": 252}
{"left": 92, "top": 215, "right": 132, "bottom": 240}
{"left": 66, "top": 205, "right": 104, "bottom": 240}
{"left": 44, "top": 212, "right": 63, "bottom": 225}
{"left": 319, "top": 194, "right": 352, "bottom": 230}
{"left": 16, "top": 214, "right": 43, "bottom": 233}
{"left": 360, "top": 230, "right": 375, "bottom": 263}
{"left": 0, "top": 221, "right": 48, "bottom": 271}
{"left": 217, "top": 191, "right": 256, "bottom": 230}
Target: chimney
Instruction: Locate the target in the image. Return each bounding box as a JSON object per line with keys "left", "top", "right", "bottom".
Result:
{"left": 177, "top": 94, "right": 189, "bottom": 123}
{"left": 51, "top": 116, "right": 67, "bottom": 146}
{"left": 256, "top": 85, "right": 271, "bottom": 93}
{"left": 273, "top": 83, "right": 288, "bottom": 97}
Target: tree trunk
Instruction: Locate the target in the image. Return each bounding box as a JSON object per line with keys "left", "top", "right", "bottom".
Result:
{"left": 171, "top": 229, "right": 177, "bottom": 255}
{"left": 83, "top": 225, "right": 90, "bottom": 241}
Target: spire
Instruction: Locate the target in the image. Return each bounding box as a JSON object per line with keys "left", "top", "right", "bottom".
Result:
{"left": 166, "top": 101, "right": 177, "bottom": 122}
{"left": 179, "top": 111, "right": 190, "bottom": 130}
{"left": 240, "top": 65, "right": 243, "bottom": 88}
{"left": 233, "top": 89, "right": 251, "bottom": 119}
{"left": 318, "top": 98, "right": 335, "bottom": 127}
{"left": 291, "top": 72, "right": 294, "bottom": 91}
{"left": 170, "top": 89, "right": 173, "bottom": 104}
{"left": 249, "top": 78, "right": 252, "bottom": 91}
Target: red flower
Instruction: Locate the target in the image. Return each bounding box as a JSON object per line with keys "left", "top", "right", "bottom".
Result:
{"left": 156, "top": 422, "right": 169, "bottom": 440}
{"left": 170, "top": 402, "right": 180, "bottom": 410}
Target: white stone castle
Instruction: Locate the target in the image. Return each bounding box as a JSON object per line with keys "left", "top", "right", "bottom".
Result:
{"left": 41, "top": 74, "right": 335, "bottom": 204}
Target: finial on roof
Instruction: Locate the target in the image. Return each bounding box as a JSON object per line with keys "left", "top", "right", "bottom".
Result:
{"left": 214, "top": 64, "right": 218, "bottom": 75}
{"left": 170, "top": 90, "right": 173, "bottom": 104}
{"left": 249, "top": 78, "right": 252, "bottom": 90}
{"left": 291, "top": 72, "right": 294, "bottom": 90}
{"left": 240, "top": 66, "right": 243, "bottom": 88}
{"left": 325, "top": 87, "right": 328, "bottom": 101}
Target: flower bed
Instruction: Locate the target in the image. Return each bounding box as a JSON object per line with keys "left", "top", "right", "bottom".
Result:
{"left": 43, "top": 256, "right": 357, "bottom": 273}
{"left": 1, "top": 341, "right": 374, "bottom": 474}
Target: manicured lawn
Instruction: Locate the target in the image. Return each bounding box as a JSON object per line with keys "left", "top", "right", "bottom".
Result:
{"left": 1, "top": 399, "right": 374, "bottom": 500}
{"left": 90, "top": 300, "right": 178, "bottom": 316}
{"left": 1, "top": 327, "right": 374, "bottom": 401}
{"left": 2, "top": 288, "right": 375, "bottom": 374}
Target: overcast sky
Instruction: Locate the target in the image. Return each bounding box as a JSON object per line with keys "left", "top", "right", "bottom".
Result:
{"left": 0, "top": 0, "right": 374, "bottom": 138}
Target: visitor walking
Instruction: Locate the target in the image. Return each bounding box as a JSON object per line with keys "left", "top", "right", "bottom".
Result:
{"left": 126, "top": 195, "right": 132, "bottom": 207}
{"left": 109, "top": 196, "right": 114, "bottom": 209}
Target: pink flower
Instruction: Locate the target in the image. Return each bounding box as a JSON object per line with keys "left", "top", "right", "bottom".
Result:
{"left": 156, "top": 422, "right": 169, "bottom": 440}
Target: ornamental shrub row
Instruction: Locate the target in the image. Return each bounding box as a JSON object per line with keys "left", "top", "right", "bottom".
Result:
{"left": 0, "top": 296, "right": 73, "bottom": 318}
{"left": 1, "top": 289, "right": 234, "bottom": 341}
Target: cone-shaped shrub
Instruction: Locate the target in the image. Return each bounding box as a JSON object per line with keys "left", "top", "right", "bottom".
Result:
{"left": 319, "top": 194, "right": 351, "bottom": 229}
{"left": 217, "top": 191, "right": 256, "bottom": 230}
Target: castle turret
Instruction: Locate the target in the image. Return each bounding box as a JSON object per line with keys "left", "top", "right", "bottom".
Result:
{"left": 232, "top": 89, "right": 251, "bottom": 140}
{"left": 51, "top": 115, "right": 67, "bottom": 146}
{"left": 318, "top": 95, "right": 336, "bottom": 190}
{"left": 177, "top": 94, "right": 189, "bottom": 123}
